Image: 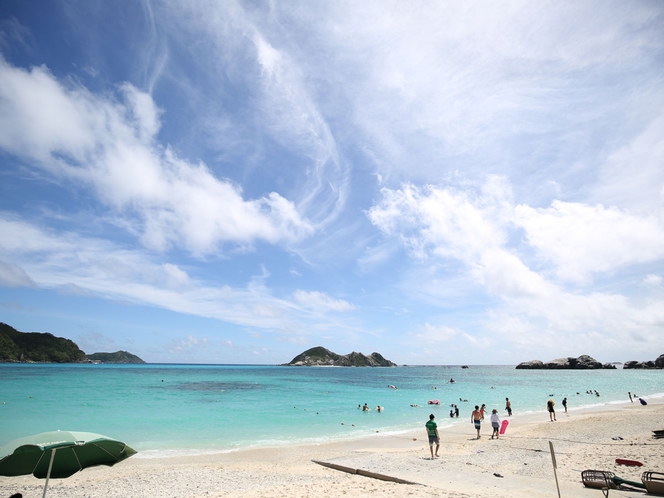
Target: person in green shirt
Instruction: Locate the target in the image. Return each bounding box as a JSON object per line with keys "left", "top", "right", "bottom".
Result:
{"left": 425, "top": 414, "right": 440, "bottom": 459}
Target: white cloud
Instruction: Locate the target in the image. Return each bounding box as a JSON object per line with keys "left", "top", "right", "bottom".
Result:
{"left": 515, "top": 201, "right": 664, "bottom": 283}
{"left": 368, "top": 176, "right": 512, "bottom": 263}
{"left": 159, "top": 1, "right": 350, "bottom": 228}
{"left": 368, "top": 175, "right": 664, "bottom": 358}
{"left": 76, "top": 331, "right": 116, "bottom": 354}
{"left": 0, "top": 214, "right": 361, "bottom": 338}
{"left": 484, "top": 286, "right": 664, "bottom": 359}
{"left": 416, "top": 323, "right": 458, "bottom": 343}
{"left": 0, "top": 57, "right": 314, "bottom": 255}
{"left": 167, "top": 335, "right": 210, "bottom": 353}
{"left": 643, "top": 274, "right": 662, "bottom": 287}
{"left": 367, "top": 178, "right": 558, "bottom": 303}
{"left": 289, "top": 1, "right": 664, "bottom": 187}
{"left": 0, "top": 216, "right": 74, "bottom": 253}
{"left": 293, "top": 290, "right": 355, "bottom": 313}
{"left": 161, "top": 263, "right": 192, "bottom": 289}
{"left": 250, "top": 30, "right": 349, "bottom": 226}
{"left": 474, "top": 249, "right": 554, "bottom": 299}
{"left": 592, "top": 113, "right": 664, "bottom": 212}
{"left": 57, "top": 283, "right": 97, "bottom": 297}
{"left": 0, "top": 260, "right": 36, "bottom": 288}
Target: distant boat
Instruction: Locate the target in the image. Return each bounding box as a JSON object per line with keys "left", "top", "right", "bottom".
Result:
{"left": 461, "top": 365, "right": 469, "bottom": 369}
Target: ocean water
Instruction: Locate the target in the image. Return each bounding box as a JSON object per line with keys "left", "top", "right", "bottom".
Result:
{"left": 0, "top": 364, "right": 661, "bottom": 456}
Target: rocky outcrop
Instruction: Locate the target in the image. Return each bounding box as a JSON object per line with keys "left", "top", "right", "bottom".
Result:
{"left": 623, "top": 354, "right": 664, "bottom": 369}
{"left": 515, "top": 360, "right": 544, "bottom": 369}
{"left": 543, "top": 358, "right": 573, "bottom": 369}
{"left": 518, "top": 354, "right": 663, "bottom": 370}
{"left": 516, "top": 355, "right": 610, "bottom": 370}
{"left": 283, "top": 346, "right": 396, "bottom": 367}
{"left": 623, "top": 359, "right": 658, "bottom": 369}
{"left": 656, "top": 354, "right": 664, "bottom": 368}
{"left": 545, "top": 355, "right": 603, "bottom": 369}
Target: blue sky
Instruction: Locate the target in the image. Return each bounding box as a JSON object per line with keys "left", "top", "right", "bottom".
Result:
{"left": 1, "top": 1, "right": 663, "bottom": 365}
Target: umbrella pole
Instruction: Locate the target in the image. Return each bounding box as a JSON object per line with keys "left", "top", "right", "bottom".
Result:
{"left": 42, "top": 448, "right": 56, "bottom": 498}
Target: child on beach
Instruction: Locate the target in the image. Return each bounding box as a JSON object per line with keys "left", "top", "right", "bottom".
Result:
{"left": 505, "top": 397, "right": 512, "bottom": 416}
{"left": 490, "top": 409, "right": 501, "bottom": 439}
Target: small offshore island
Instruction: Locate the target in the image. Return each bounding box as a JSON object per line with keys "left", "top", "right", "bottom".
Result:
{"left": 282, "top": 346, "right": 396, "bottom": 367}
{"left": 516, "top": 353, "right": 664, "bottom": 370}
{"left": 0, "top": 322, "right": 145, "bottom": 364}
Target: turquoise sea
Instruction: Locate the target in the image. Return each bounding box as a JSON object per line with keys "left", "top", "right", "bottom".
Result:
{"left": 1, "top": 364, "right": 662, "bottom": 457}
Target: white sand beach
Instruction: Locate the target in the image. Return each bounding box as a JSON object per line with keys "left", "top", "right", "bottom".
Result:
{"left": 2, "top": 400, "right": 662, "bottom": 498}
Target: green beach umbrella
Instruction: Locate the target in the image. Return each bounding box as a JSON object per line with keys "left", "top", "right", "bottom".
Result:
{"left": 0, "top": 430, "right": 137, "bottom": 497}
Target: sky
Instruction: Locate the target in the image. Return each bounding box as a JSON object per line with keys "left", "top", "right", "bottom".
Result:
{"left": 0, "top": 1, "right": 663, "bottom": 365}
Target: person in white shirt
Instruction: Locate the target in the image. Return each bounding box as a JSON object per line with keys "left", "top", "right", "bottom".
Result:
{"left": 490, "top": 409, "right": 501, "bottom": 439}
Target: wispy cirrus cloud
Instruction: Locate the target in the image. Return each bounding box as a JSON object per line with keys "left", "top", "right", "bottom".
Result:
{"left": 0, "top": 214, "right": 358, "bottom": 340}
{"left": 0, "top": 260, "right": 36, "bottom": 288}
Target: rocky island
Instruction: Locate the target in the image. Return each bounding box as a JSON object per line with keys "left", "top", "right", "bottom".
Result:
{"left": 622, "top": 354, "right": 664, "bottom": 369}
{"left": 516, "top": 355, "right": 615, "bottom": 369}
{"left": 516, "top": 354, "right": 663, "bottom": 370}
{"left": 0, "top": 322, "right": 145, "bottom": 364}
{"left": 283, "top": 346, "right": 396, "bottom": 367}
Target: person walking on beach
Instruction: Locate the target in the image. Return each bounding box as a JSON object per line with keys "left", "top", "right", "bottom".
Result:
{"left": 505, "top": 398, "right": 512, "bottom": 416}
{"left": 480, "top": 403, "right": 486, "bottom": 420}
{"left": 490, "top": 409, "right": 501, "bottom": 439}
{"left": 562, "top": 397, "right": 567, "bottom": 413}
{"left": 425, "top": 414, "right": 440, "bottom": 459}
{"left": 547, "top": 398, "right": 556, "bottom": 421}
{"left": 471, "top": 405, "right": 482, "bottom": 439}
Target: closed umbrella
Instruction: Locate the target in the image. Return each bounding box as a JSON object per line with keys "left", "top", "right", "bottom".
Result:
{"left": 0, "top": 430, "right": 136, "bottom": 497}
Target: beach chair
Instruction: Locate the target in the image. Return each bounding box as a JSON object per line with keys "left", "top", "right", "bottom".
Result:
{"left": 582, "top": 470, "right": 617, "bottom": 490}
{"left": 642, "top": 471, "right": 664, "bottom": 496}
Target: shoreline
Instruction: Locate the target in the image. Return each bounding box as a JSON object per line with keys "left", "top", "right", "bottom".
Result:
{"left": 2, "top": 399, "right": 662, "bottom": 497}
{"left": 130, "top": 393, "right": 662, "bottom": 458}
